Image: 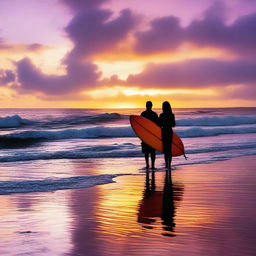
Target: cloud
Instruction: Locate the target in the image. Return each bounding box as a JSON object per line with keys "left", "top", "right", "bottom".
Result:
{"left": 134, "top": 5, "right": 256, "bottom": 56}
{"left": 16, "top": 58, "right": 101, "bottom": 95}
{"left": 127, "top": 58, "right": 256, "bottom": 89}
{"left": 187, "top": 12, "right": 256, "bottom": 56}
{"left": 15, "top": 1, "right": 139, "bottom": 97}
{"left": 65, "top": 8, "right": 138, "bottom": 60}
{"left": 0, "top": 69, "right": 15, "bottom": 85}
{"left": 61, "top": 0, "right": 107, "bottom": 12}
{"left": 223, "top": 84, "right": 256, "bottom": 100}
{"left": 135, "top": 15, "right": 185, "bottom": 54}
{"left": 26, "top": 43, "right": 48, "bottom": 52}
{"left": 11, "top": 0, "right": 256, "bottom": 103}
{"left": 62, "top": 0, "right": 138, "bottom": 61}
{"left": 0, "top": 40, "right": 48, "bottom": 53}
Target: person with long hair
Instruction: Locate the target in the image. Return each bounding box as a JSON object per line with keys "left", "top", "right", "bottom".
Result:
{"left": 159, "top": 101, "right": 176, "bottom": 170}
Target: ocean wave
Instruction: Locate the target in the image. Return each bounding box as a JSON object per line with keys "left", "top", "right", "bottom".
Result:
{"left": 0, "top": 143, "right": 139, "bottom": 162}
{"left": 0, "top": 144, "right": 256, "bottom": 172}
{"left": 186, "top": 141, "right": 256, "bottom": 154}
{"left": 0, "top": 115, "right": 33, "bottom": 128}
{"left": 177, "top": 115, "right": 256, "bottom": 126}
{"left": 1, "top": 125, "right": 256, "bottom": 142}
{"left": 0, "top": 113, "right": 126, "bottom": 130}
{"left": 2, "top": 114, "right": 255, "bottom": 130}
{"left": 0, "top": 126, "right": 135, "bottom": 141}
{"left": 0, "top": 141, "right": 255, "bottom": 162}
{"left": 0, "top": 174, "right": 122, "bottom": 194}
{"left": 178, "top": 126, "right": 256, "bottom": 137}
{"left": 38, "top": 113, "right": 126, "bottom": 128}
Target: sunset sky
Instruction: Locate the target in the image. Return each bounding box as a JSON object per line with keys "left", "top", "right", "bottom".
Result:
{"left": 0, "top": 0, "right": 256, "bottom": 108}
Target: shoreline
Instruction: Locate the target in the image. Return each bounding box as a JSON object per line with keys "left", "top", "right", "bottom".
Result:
{"left": 0, "top": 155, "right": 255, "bottom": 256}
{"left": 0, "top": 153, "right": 255, "bottom": 194}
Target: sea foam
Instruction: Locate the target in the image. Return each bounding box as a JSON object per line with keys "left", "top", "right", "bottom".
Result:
{"left": 0, "top": 174, "right": 122, "bottom": 194}
{"left": 177, "top": 115, "right": 256, "bottom": 126}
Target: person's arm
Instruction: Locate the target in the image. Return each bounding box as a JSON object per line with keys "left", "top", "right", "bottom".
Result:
{"left": 153, "top": 112, "right": 160, "bottom": 126}
{"left": 159, "top": 114, "right": 163, "bottom": 127}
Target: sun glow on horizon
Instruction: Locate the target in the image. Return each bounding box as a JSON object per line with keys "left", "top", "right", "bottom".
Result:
{"left": 107, "top": 103, "right": 140, "bottom": 108}
{"left": 0, "top": 0, "right": 255, "bottom": 108}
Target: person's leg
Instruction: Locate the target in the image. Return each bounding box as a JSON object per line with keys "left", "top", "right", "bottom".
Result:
{"left": 151, "top": 151, "right": 156, "bottom": 169}
{"left": 144, "top": 152, "right": 149, "bottom": 168}
{"left": 151, "top": 169, "right": 155, "bottom": 190}
{"left": 164, "top": 154, "right": 169, "bottom": 168}
{"left": 168, "top": 155, "right": 172, "bottom": 171}
{"left": 169, "top": 132, "right": 173, "bottom": 171}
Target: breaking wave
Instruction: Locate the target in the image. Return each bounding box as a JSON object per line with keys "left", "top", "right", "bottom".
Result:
{"left": 0, "top": 113, "right": 125, "bottom": 129}
{"left": 0, "top": 115, "right": 33, "bottom": 128}
{"left": 1, "top": 125, "right": 256, "bottom": 142}
{"left": 0, "top": 141, "right": 255, "bottom": 162}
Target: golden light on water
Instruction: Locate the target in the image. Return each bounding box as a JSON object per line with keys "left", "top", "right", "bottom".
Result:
{"left": 95, "top": 175, "right": 145, "bottom": 237}
{"left": 0, "top": 156, "right": 255, "bottom": 255}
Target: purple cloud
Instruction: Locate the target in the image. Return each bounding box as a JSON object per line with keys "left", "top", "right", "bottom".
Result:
{"left": 0, "top": 39, "right": 47, "bottom": 53}
{"left": 134, "top": 7, "right": 256, "bottom": 56}
{"left": 224, "top": 84, "right": 256, "bottom": 100}
{"left": 15, "top": 1, "right": 138, "bottom": 96}
{"left": 0, "top": 69, "right": 15, "bottom": 85}
{"left": 26, "top": 43, "right": 48, "bottom": 52}
{"left": 61, "top": 0, "right": 107, "bottom": 12}
{"left": 187, "top": 13, "right": 256, "bottom": 56}
{"left": 65, "top": 8, "right": 138, "bottom": 60}
{"left": 135, "top": 16, "right": 185, "bottom": 54}
{"left": 16, "top": 58, "right": 101, "bottom": 95}
{"left": 127, "top": 58, "right": 256, "bottom": 88}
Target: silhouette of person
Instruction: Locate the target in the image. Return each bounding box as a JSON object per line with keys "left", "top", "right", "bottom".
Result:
{"left": 159, "top": 101, "right": 176, "bottom": 170}
{"left": 161, "top": 170, "right": 175, "bottom": 233}
{"left": 141, "top": 101, "right": 159, "bottom": 169}
{"left": 137, "top": 169, "right": 184, "bottom": 234}
{"left": 137, "top": 169, "right": 158, "bottom": 226}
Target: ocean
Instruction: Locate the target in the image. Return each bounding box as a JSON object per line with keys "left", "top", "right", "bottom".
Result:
{"left": 0, "top": 107, "right": 256, "bottom": 194}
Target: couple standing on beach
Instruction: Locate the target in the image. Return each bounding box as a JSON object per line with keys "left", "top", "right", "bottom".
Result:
{"left": 141, "top": 101, "right": 176, "bottom": 170}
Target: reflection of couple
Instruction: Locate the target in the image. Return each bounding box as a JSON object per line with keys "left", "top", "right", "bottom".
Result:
{"left": 137, "top": 169, "right": 183, "bottom": 234}
{"left": 141, "top": 101, "right": 175, "bottom": 170}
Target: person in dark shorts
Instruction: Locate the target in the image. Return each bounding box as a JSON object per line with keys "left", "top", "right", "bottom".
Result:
{"left": 159, "top": 101, "right": 176, "bottom": 170}
{"left": 141, "top": 101, "right": 159, "bottom": 169}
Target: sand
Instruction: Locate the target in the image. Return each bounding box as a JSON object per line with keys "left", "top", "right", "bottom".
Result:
{"left": 0, "top": 155, "right": 256, "bottom": 256}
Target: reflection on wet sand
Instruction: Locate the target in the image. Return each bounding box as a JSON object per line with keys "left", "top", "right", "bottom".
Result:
{"left": 138, "top": 170, "right": 184, "bottom": 236}
{"left": 1, "top": 156, "right": 256, "bottom": 256}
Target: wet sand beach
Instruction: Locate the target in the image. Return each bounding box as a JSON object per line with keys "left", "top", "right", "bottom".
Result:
{"left": 0, "top": 155, "right": 256, "bottom": 256}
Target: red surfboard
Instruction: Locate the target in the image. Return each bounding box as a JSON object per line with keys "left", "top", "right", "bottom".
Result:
{"left": 130, "top": 115, "right": 185, "bottom": 157}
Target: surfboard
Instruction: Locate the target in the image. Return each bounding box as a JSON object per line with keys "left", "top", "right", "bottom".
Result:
{"left": 130, "top": 115, "right": 185, "bottom": 157}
